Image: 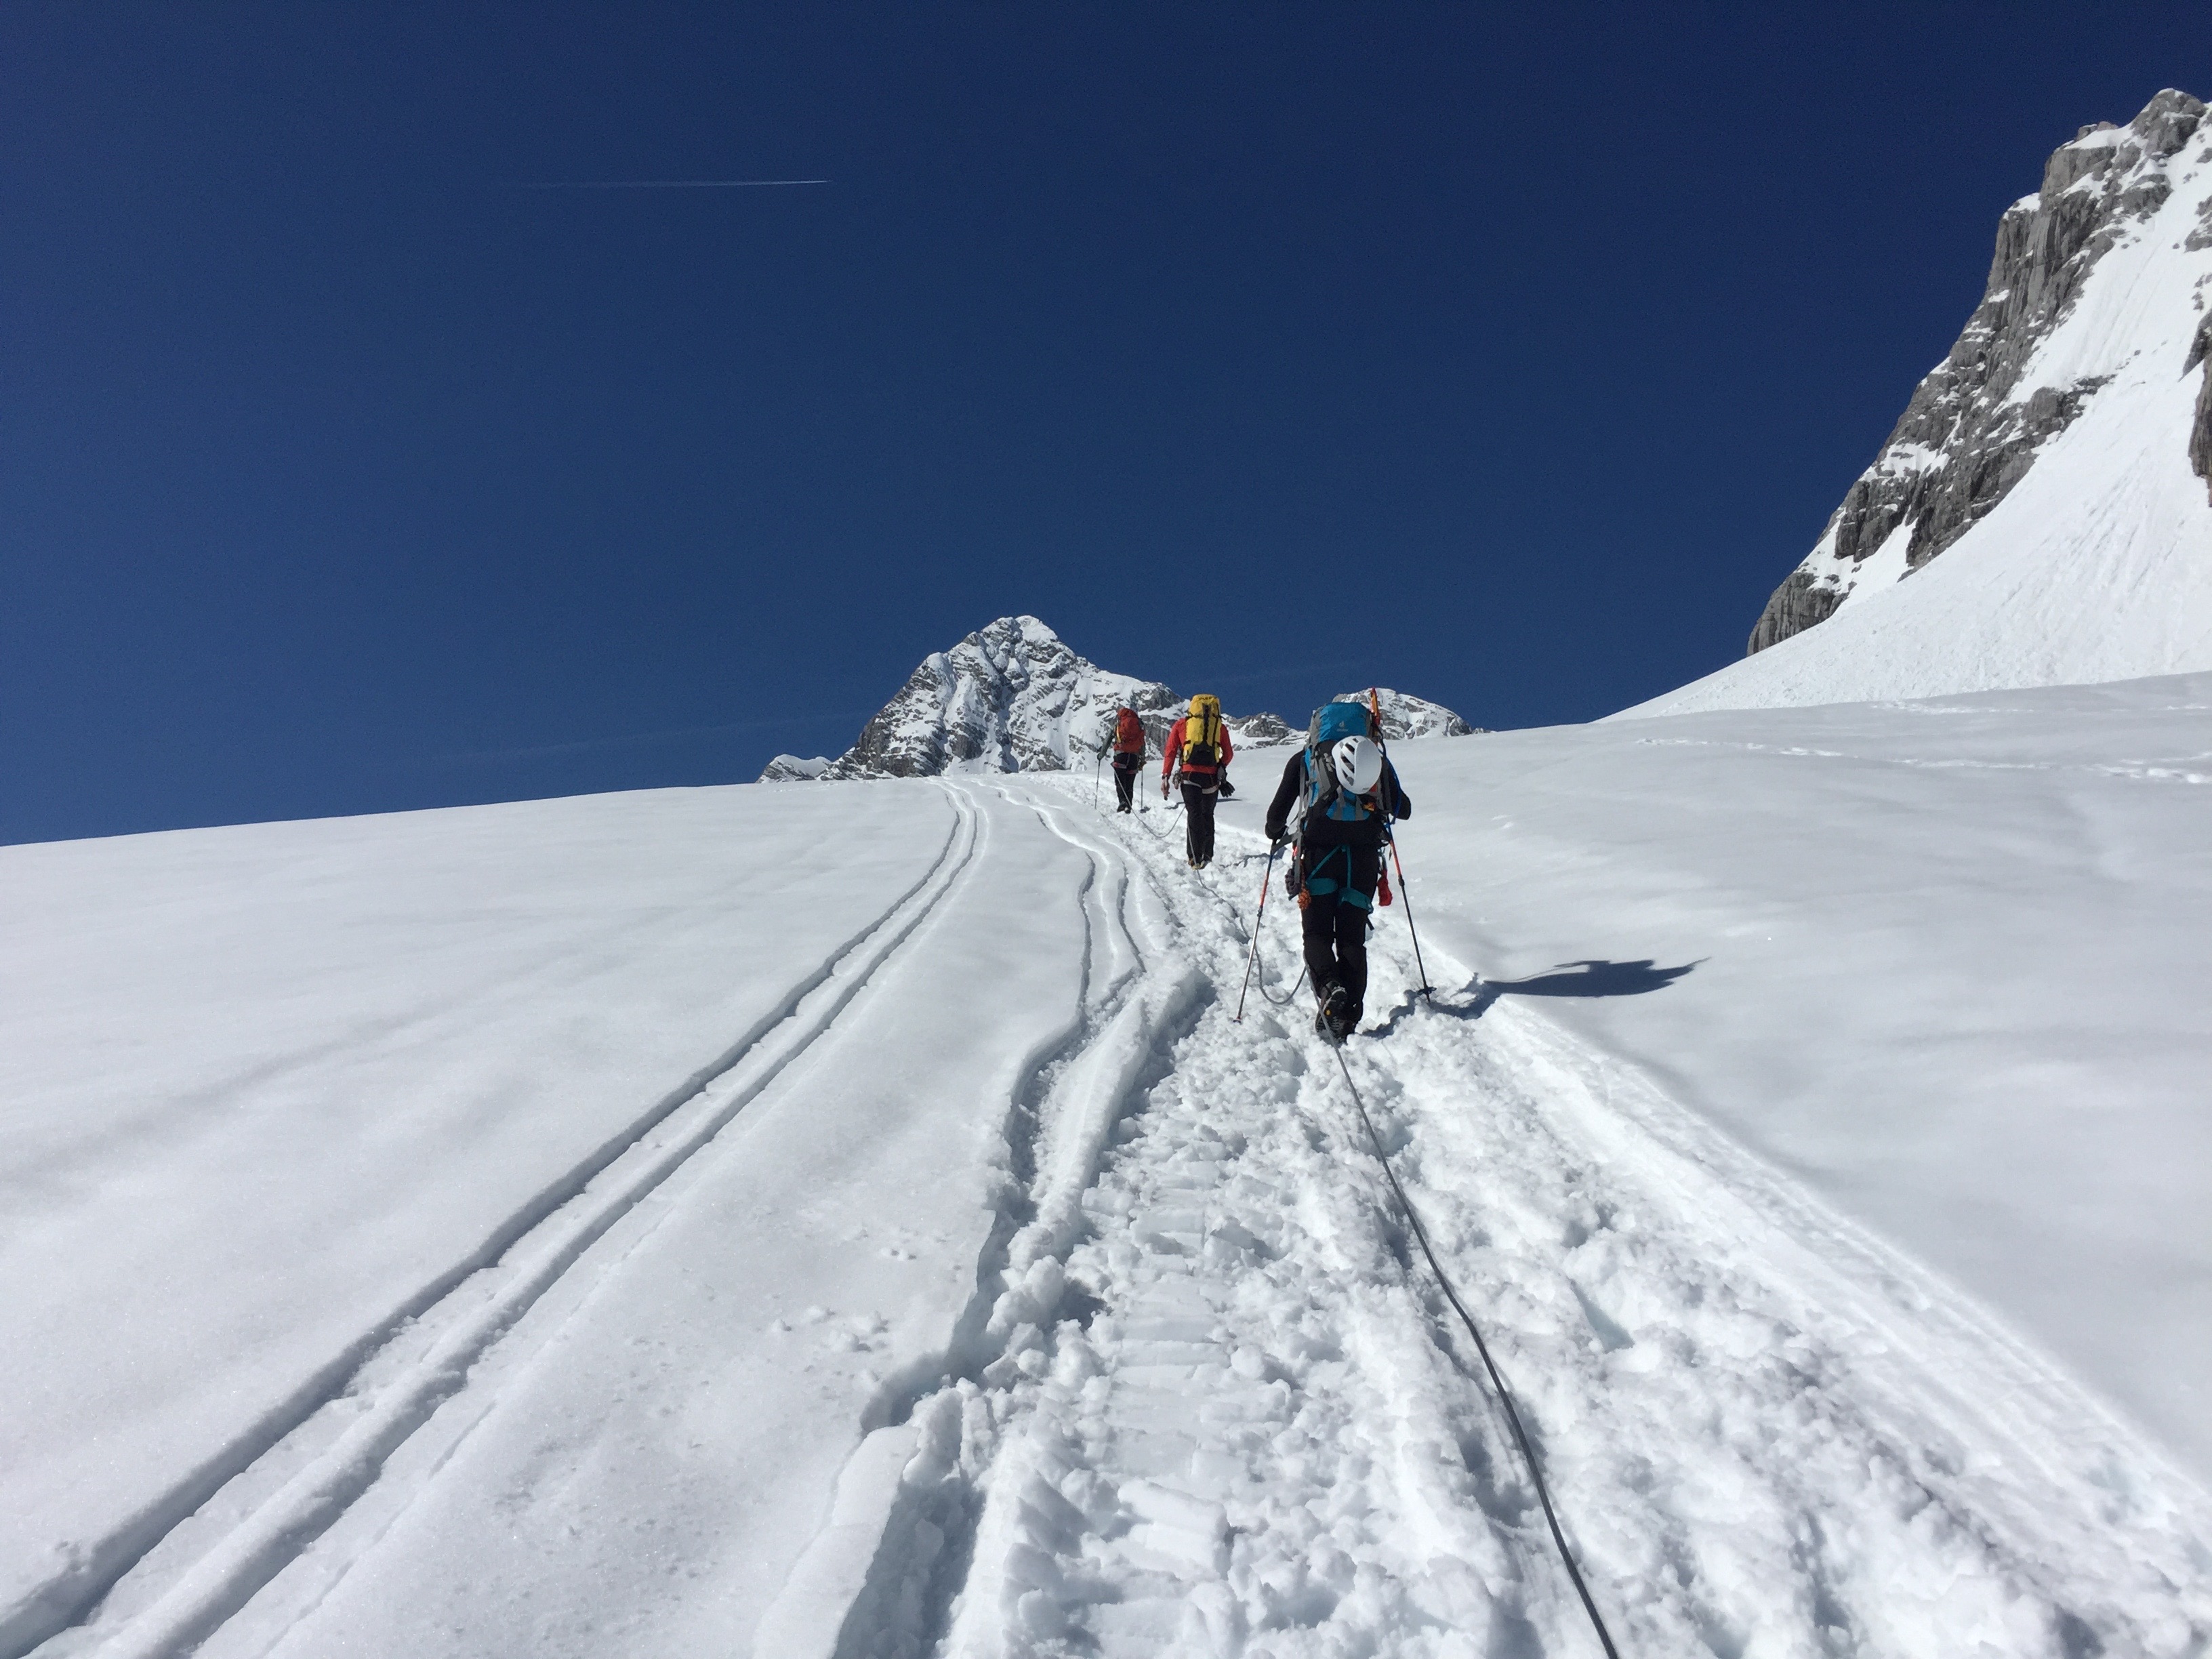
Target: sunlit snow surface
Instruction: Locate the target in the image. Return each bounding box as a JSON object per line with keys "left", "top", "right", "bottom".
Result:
{"left": 4, "top": 681, "right": 2210, "bottom": 1658}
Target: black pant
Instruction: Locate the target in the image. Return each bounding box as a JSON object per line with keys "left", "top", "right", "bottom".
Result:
{"left": 1112, "top": 754, "right": 1141, "bottom": 810}
{"left": 1181, "top": 781, "right": 1218, "bottom": 864}
{"left": 1300, "top": 842, "right": 1382, "bottom": 1017}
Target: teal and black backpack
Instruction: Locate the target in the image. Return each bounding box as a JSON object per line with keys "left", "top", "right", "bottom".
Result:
{"left": 1301, "top": 701, "right": 1381, "bottom": 825}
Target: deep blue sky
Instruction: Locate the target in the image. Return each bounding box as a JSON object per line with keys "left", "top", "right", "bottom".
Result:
{"left": 3, "top": 3, "right": 2204, "bottom": 842}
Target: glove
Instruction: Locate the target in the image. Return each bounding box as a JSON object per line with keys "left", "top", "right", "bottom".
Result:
{"left": 1269, "top": 835, "right": 1287, "bottom": 853}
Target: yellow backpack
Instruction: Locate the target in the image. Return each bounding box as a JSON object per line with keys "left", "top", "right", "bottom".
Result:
{"left": 1181, "top": 695, "right": 1223, "bottom": 771}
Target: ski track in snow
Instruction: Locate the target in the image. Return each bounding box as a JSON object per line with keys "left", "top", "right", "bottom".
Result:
{"left": 29, "top": 776, "right": 2212, "bottom": 1659}
{"left": 27, "top": 792, "right": 987, "bottom": 1659}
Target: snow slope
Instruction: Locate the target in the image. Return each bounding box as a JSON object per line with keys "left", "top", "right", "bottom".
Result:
{"left": 1394, "top": 677, "right": 2212, "bottom": 1477}
{"left": 4, "top": 684, "right": 2209, "bottom": 1658}
{"left": 1637, "top": 91, "right": 2212, "bottom": 716}
{"left": 0, "top": 785, "right": 961, "bottom": 1653}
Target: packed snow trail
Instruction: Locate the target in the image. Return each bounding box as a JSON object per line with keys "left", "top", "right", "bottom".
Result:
{"left": 897, "top": 769, "right": 2212, "bottom": 1659}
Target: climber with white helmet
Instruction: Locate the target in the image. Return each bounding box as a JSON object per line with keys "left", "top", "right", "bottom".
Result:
{"left": 1263, "top": 701, "right": 1412, "bottom": 1041}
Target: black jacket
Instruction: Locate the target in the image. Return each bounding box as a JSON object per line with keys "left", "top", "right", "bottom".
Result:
{"left": 1265, "top": 750, "right": 1410, "bottom": 850}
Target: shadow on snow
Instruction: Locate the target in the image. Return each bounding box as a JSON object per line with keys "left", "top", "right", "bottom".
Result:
{"left": 1373, "top": 958, "right": 1700, "bottom": 1032}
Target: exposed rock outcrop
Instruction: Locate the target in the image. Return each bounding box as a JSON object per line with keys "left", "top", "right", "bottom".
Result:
{"left": 1750, "top": 89, "right": 2212, "bottom": 653}
{"left": 2190, "top": 312, "right": 2212, "bottom": 501}
{"left": 1226, "top": 712, "right": 1296, "bottom": 748}
{"left": 757, "top": 754, "right": 832, "bottom": 783}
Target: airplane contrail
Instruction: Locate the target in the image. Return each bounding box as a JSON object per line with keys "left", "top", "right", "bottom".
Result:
{"left": 508, "top": 178, "right": 830, "bottom": 189}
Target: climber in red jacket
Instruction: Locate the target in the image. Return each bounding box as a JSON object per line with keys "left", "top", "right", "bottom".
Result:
{"left": 1160, "top": 694, "right": 1233, "bottom": 867}
{"left": 1108, "top": 705, "right": 1147, "bottom": 813}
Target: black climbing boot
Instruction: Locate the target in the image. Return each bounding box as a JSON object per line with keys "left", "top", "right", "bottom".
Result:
{"left": 1315, "top": 981, "right": 1350, "bottom": 1042}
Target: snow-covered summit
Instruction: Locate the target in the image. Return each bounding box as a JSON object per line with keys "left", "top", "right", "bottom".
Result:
{"left": 1631, "top": 89, "right": 2212, "bottom": 716}
{"left": 796, "top": 617, "right": 1475, "bottom": 781}
{"left": 1334, "top": 688, "right": 1479, "bottom": 741}
{"left": 814, "top": 617, "right": 1180, "bottom": 780}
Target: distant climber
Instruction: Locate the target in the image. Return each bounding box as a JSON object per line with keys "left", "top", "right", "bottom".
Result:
{"left": 1162, "top": 694, "right": 1232, "bottom": 867}
{"left": 1264, "top": 701, "right": 1410, "bottom": 1041}
{"left": 1109, "top": 705, "right": 1146, "bottom": 813}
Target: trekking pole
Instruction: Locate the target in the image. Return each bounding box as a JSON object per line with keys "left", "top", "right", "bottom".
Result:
{"left": 1094, "top": 743, "right": 1103, "bottom": 813}
{"left": 1233, "top": 842, "right": 1280, "bottom": 1023}
{"left": 1386, "top": 827, "right": 1434, "bottom": 1000}
{"left": 1366, "top": 688, "right": 1433, "bottom": 1002}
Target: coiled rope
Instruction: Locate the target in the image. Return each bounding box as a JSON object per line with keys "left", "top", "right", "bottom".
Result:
{"left": 1326, "top": 1038, "right": 1622, "bottom": 1659}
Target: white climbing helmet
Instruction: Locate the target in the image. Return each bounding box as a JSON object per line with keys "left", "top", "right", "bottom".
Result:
{"left": 1331, "top": 734, "right": 1383, "bottom": 796}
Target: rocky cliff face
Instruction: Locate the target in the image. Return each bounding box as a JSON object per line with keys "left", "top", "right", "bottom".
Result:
{"left": 772, "top": 618, "right": 1477, "bottom": 782}
{"left": 1749, "top": 89, "right": 2212, "bottom": 655}
{"left": 2190, "top": 311, "right": 2212, "bottom": 491}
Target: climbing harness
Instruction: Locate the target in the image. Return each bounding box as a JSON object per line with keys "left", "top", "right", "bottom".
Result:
{"left": 1324, "top": 1038, "right": 1621, "bottom": 1659}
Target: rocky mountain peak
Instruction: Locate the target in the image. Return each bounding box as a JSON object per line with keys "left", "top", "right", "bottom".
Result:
{"left": 1343, "top": 689, "right": 1479, "bottom": 742}
{"left": 815, "top": 615, "right": 1179, "bottom": 781}
{"left": 762, "top": 619, "right": 1478, "bottom": 782}
{"left": 1747, "top": 88, "right": 2212, "bottom": 655}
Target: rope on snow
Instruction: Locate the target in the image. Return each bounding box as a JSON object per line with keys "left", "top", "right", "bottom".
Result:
{"left": 1324, "top": 1037, "right": 1622, "bottom": 1659}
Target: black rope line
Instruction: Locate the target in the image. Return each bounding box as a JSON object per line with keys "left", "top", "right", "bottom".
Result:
{"left": 1128, "top": 796, "right": 1182, "bottom": 841}
{"left": 1250, "top": 911, "right": 1309, "bottom": 1007}
{"left": 1326, "top": 1040, "right": 1622, "bottom": 1659}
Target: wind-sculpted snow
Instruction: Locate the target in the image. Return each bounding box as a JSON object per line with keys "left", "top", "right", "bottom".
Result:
{"left": 1673, "top": 89, "right": 2212, "bottom": 712}
{"left": 5, "top": 684, "right": 2209, "bottom": 1658}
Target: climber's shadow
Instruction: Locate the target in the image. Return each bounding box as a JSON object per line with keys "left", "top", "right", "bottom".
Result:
{"left": 1427, "top": 958, "right": 1701, "bottom": 1023}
